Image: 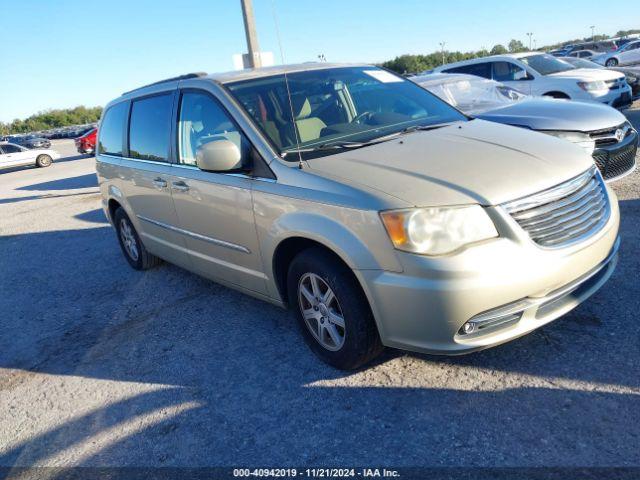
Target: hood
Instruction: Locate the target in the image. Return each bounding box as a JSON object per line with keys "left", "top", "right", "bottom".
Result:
{"left": 476, "top": 98, "right": 626, "bottom": 131}
{"left": 547, "top": 68, "right": 623, "bottom": 81}
{"left": 306, "top": 120, "right": 594, "bottom": 207}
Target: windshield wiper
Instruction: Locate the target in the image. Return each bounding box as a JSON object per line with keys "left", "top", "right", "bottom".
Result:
{"left": 281, "top": 122, "right": 457, "bottom": 158}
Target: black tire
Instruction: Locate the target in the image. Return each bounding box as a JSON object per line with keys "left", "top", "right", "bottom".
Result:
{"left": 287, "top": 247, "right": 383, "bottom": 370}
{"left": 35, "top": 154, "right": 52, "bottom": 168}
{"left": 605, "top": 58, "right": 618, "bottom": 67}
{"left": 114, "top": 207, "right": 161, "bottom": 270}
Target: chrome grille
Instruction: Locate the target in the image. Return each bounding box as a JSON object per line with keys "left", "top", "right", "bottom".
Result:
{"left": 502, "top": 167, "right": 610, "bottom": 248}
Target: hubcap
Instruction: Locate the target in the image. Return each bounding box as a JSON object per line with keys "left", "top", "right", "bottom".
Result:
{"left": 119, "top": 218, "right": 139, "bottom": 261}
{"left": 298, "top": 273, "right": 345, "bottom": 351}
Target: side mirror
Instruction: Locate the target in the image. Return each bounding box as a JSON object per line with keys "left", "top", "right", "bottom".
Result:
{"left": 196, "top": 138, "right": 243, "bottom": 172}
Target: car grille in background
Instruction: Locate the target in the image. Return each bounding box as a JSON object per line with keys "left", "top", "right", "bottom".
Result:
{"left": 593, "top": 142, "right": 637, "bottom": 180}
{"left": 502, "top": 167, "right": 609, "bottom": 248}
{"left": 605, "top": 78, "right": 625, "bottom": 91}
{"left": 589, "top": 123, "right": 630, "bottom": 147}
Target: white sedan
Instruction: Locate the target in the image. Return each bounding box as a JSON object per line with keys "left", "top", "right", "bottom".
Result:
{"left": 0, "top": 142, "right": 60, "bottom": 169}
{"left": 594, "top": 40, "right": 640, "bottom": 67}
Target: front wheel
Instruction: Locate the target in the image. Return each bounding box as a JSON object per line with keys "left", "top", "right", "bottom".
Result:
{"left": 605, "top": 58, "right": 618, "bottom": 67}
{"left": 287, "top": 248, "right": 383, "bottom": 370}
{"left": 35, "top": 154, "right": 52, "bottom": 168}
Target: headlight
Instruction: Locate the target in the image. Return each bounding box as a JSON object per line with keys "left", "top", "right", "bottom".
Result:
{"left": 380, "top": 206, "right": 498, "bottom": 256}
{"left": 577, "top": 80, "right": 607, "bottom": 92}
{"left": 541, "top": 130, "right": 595, "bottom": 154}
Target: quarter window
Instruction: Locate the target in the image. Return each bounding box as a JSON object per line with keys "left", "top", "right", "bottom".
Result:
{"left": 128, "top": 94, "right": 173, "bottom": 162}
{"left": 98, "top": 102, "right": 128, "bottom": 156}
{"left": 177, "top": 91, "right": 248, "bottom": 167}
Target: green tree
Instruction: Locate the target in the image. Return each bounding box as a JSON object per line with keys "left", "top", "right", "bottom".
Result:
{"left": 490, "top": 44, "right": 508, "bottom": 55}
{"left": 0, "top": 106, "right": 102, "bottom": 135}
{"left": 508, "top": 39, "right": 526, "bottom": 53}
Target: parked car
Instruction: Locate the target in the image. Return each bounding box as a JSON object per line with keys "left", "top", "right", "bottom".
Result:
{"left": 75, "top": 128, "right": 97, "bottom": 154}
{"left": 413, "top": 73, "right": 637, "bottom": 182}
{"left": 432, "top": 52, "right": 632, "bottom": 108}
{"left": 550, "top": 45, "right": 577, "bottom": 57}
{"left": 97, "top": 65, "right": 620, "bottom": 369}
{"left": 568, "top": 49, "right": 597, "bottom": 58}
{"left": 593, "top": 40, "right": 640, "bottom": 67}
{"left": 561, "top": 56, "right": 640, "bottom": 98}
{"left": 569, "top": 41, "right": 618, "bottom": 53}
{"left": 22, "top": 135, "right": 51, "bottom": 149}
{"left": 0, "top": 142, "right": 60, "bottom": 169}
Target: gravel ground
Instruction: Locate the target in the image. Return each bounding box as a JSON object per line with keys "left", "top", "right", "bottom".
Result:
{"left": 1, "top": 105, "right": 639, "bottom": 470}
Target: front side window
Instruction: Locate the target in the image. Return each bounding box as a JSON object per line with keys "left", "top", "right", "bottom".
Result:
{"left": 226, "top": 66, "right": 466, "bottom": 159}
{"left": 98, "top": 102, "right": 128, "bottom": 156}
{"left": 1, "top": 144, "right": 23, "bottom": 154}
{"left": 128, "top": 94, "right": 173, "bottom": 162}
{"left": 519, "top": 54, "right": 575, "bottom": 75}
{"left": 177, "top": 91, "right": 249, "bottom": 167}
{"left": 491, "top": 62, "right": 527, "bottom": 81}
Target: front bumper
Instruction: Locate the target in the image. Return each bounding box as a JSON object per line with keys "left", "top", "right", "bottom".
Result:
{"left": 357, "top": 189, "right": 620, "bottom": 355}
{"left": 584, "top": 85, "right": 633, "bottom": 109}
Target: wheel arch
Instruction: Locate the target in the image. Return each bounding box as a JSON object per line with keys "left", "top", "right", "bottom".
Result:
{"left": 542, "top": 91, "right": 571, "bottom": 99}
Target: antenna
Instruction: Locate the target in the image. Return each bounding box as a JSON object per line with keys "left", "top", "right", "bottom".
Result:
{"left": 270, "top": 0, "right": 304, "bottom": 169}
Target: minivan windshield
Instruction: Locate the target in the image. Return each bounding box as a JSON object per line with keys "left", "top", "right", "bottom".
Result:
{"left": 226, "top": 66, "right": 466, "bottom": 159}
{"left": 519, "top": 54, "right": 576, "bottom": 75}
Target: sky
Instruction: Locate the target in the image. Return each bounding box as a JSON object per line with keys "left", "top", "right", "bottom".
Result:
{"left": 0, "top": 0, "right": 636, "bottom": 122}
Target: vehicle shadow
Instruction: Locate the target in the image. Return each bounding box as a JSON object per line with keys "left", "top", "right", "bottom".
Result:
{"left": 17, "top": 173, "right": 98, "bottom": 192}
{"left": 0, "top": 200, "right": 638, "bottom": 467}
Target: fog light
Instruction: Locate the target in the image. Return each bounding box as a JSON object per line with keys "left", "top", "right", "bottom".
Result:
{"left": 462, "top": 322, "right": 476, "bottom": 334}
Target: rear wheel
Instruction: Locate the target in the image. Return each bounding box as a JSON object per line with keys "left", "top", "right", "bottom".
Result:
{"left": 35, "top": 154, "right": 52, "bottom": 168}
{"left": 114, "top": 207, "right": 161, "bottom": 270}
{"left": 605, "top": 58, "right": 618, "bottom": 67}
{"left": 287, "top": 248, "right": 383, "bottom": 370}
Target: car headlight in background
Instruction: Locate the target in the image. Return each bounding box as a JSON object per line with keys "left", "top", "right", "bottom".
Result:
{"left": 541, "top": 130, "right": 595, "bottom": 154}
{"left": 380, "top": 206, "right": 498, "bottom": 256}
{"left": 577, "top": 80, "right": 608, "bottom": 93}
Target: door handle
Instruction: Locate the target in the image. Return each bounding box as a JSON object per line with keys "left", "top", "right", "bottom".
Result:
{"left": 152, "top": 177, "right": 168, "bottom": 189}
{"left": 171, "top": 181, "right": 190, "bottom": 192}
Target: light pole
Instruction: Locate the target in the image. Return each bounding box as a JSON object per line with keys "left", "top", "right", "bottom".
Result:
{"left": 533, "top": 39, "right": 537, "bottom": 50}
{"left": 240, "top": 0, "right": 261, "bottom": 68}
{"left": 439, "top": 42, "right": 446, "bottom": 65}
{"left": 590, "top": 25, "right": 595, "bottom": 42}
{"left": 526, "top": 32, "right": 533, "bottom": 50}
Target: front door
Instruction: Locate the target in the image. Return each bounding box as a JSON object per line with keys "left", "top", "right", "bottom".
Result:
{"left": 0, "top": 144, "right": 33, "bottom": 167}
{"left": 168, "top": 90, "right": 267, "bottom": 294}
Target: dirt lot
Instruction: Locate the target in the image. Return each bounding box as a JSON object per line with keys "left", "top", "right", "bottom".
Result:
{"left": 1, "top": 106, "right": 639, "bottom": 469}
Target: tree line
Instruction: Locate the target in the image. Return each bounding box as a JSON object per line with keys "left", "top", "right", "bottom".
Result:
{"left": 0, "top": 106, "right": 103, "bottom": 136}
{"left": 381, "top": 29, "right": 640, "bottom": 75}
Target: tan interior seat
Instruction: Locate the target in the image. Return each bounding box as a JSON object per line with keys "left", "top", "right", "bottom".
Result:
{"left": 291, "top": 95, "right": 326, "bottom": 143}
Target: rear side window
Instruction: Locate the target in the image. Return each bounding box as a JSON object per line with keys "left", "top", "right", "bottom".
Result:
{"left": 443, "top": 62, "right": 491, "bottom": 79}
{"left": 98, "top": 102, "right": 128, "bottom": 156}
{"left": 128, "top": 94, "right": 173, "bottom": 162}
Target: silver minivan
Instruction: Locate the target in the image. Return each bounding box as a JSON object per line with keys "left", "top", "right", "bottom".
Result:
{"left": 97, "top": 64, "right": 620, "bottom": 369}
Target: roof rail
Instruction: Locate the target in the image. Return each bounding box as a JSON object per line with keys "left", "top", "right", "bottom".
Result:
{"left": 122, "top": 72, "right": 207, "bottom": 96}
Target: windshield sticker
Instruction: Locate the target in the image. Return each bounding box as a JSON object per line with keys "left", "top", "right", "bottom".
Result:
{"left": 363, "top": 70, "right": 403, "bottom": 83}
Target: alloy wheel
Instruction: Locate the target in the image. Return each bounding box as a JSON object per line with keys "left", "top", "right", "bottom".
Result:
{"left": 298, "top": 273, "right": 346, "bottom": 351}
{"left": 119, "top": 218, "right": 139, "bottom": 262}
